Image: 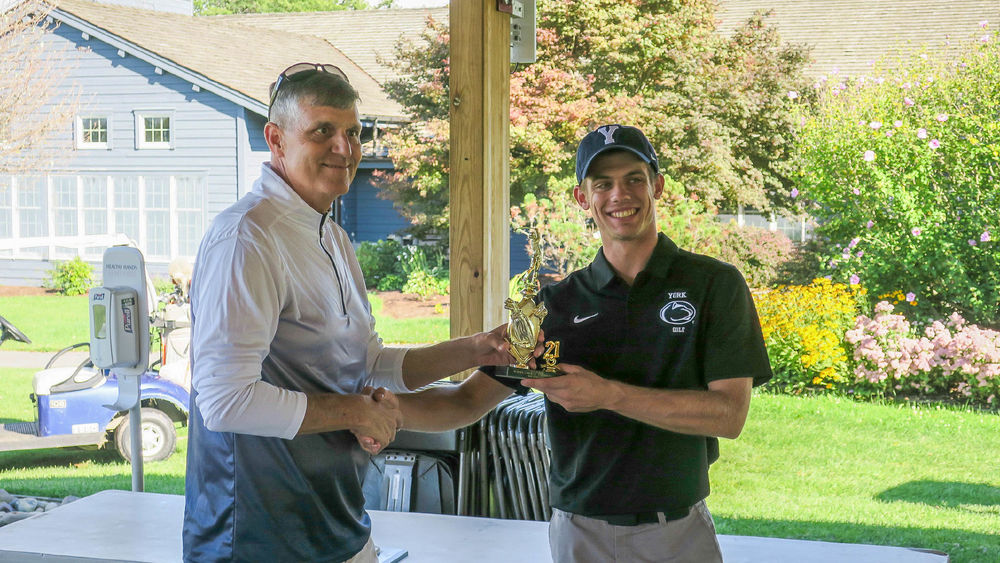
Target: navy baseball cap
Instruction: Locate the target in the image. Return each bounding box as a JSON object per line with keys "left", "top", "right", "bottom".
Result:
{"left": 575, "top": 124, "right": 659, "bottom": 183}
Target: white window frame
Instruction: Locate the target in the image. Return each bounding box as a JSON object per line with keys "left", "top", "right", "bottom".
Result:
{"left": 0, "top": 173, "right": 206, "bottom": 262}
{"left": 133, "top": 110, "right": 175, "bottom": 150}
{"left": 75, "top": 115, "right": 111, "bottom": 150}
{"left": 717, "top": 204, "right": 814, "bottom": 243}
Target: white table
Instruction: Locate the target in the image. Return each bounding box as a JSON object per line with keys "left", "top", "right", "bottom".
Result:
{"left": 0, "top": 491, "right": 948, "bottom": 562}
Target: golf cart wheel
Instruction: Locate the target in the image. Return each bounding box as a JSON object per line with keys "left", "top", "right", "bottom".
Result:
{"left": 114, "top": 408, "right": 177, "bottom": 463}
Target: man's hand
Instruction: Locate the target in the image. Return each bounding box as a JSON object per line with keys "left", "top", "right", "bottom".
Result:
{"left": 522, "top": 363, "right": 623, "bottom": 412}
{"left": 352, "top": 387, "right": 402, "bottom": 455}
{"left": 472, "top": 323, "right": 545, "bottom": 368}
{"left": 399, "top": 324, "right": 544, "bottom": 390}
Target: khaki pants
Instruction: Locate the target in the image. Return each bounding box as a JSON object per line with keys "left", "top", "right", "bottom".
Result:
{"left": 342, "top": 537, "right": 378, "bottom": 563}
{"left": 548, "top": 501, "right": 723, "bottom": 563}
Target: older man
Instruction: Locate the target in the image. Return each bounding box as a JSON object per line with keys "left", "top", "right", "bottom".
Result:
{"left": 183, "top": 63, "right": 517, "bottom": 563}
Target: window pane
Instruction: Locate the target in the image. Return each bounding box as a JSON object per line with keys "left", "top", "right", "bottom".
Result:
{"left": 113, "top": 176, "right": 140, "bottom": 245}
{"left": 144, "top": 116, "right": 170, "bottom": 144}
{"left": 0, "top": 176, "right": 12, "bottom": 239}
{"left": 52, "top": 177, "right": 77, "bottom": 237}
{"left": 82, "top": 176, "right": 106, "bottom": 208}
{"left": 145, "top": 176, "right": 170, "bottom": 258}
{"left": 146, "top": 211, "right": 169, "bottom": 257}
{"left": 114, "top": 176, "right": 139, "bottom": 209}
{"left": 83, "top": 210, "right": 107, "bottom": 236}
{"left": 81, "top": 117, "right": 108, "bottom": 144}
{"left": 16, "top": 176, "right": 47, "bottom": 238}
{"left": 145, "top": 176, "right": 170, "bottom": 208}
{"left": 115, "top": 210, "right": 140, "bottom": 244}
{"left": 55, "top": 209, "right": 77, "bottom": 237}
{"left": 82, "top": 176, "right": 107, "bottom": 236}
{"left": 743, "top": 213, "right": 770, "bottom": 230}
{"left": 178, "top": 213, "right": 201, "bottom": 256}
{"left": 175, "top": 176, "right": 205, "bottom": 257}
{"left": 775, "top": 216, "right": 803, "bottom": 243}
{"left": 176, "top": 176, "right": 200, "bottom": 208}
{"left": 53, "top": 177, "right": 76, "bottom": 207}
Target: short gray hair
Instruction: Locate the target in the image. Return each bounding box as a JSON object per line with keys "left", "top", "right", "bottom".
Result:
{"left": 268, "top": 72, "right": 361, "bottom": 126}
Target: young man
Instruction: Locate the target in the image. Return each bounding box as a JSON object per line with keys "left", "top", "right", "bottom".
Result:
{"left": 182, "top": 63, "right": 521, "bottom": 563}
{"left": 520, "top": 124, "right": 773, "bottom": 562}
{"left": 406, "top": 124, "right": 773, "bottom": 562}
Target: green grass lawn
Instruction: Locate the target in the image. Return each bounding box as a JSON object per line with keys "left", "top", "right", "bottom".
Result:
{"left": 0, "top": 293, "right": 447, "bottom": 351}
{"left": 0, "top": 295, "right": 90, "bottom": 352}
{"left": 0, "top": 366, "right": 188, "bottom": 498}
{"left": 2, "top": 294, "right": 997, "bottom": 561}
{"left": 367, "top": 292, "right": 450, "bottom": 344}
{"left": 0, "top": 363, "right": 995, "bottom": 561}
{"left": 710, "top": 393, "right": 1000, "bottom": 563}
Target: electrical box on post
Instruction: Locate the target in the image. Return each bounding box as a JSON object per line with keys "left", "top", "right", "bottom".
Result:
{"left": 510, "top": 0, "right": 536, "bottom": 64}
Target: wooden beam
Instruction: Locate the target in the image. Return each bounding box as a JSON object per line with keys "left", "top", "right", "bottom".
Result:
{"left": 449, "top": 1, "right": 511, "bottom": 351}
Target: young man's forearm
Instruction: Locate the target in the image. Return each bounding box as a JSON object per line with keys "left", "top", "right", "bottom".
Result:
{"left": 395, "top": 371, "right": 513, "bottom": 432}
{"left": 526, "top": 367, "right": 752, "bottom": 439}
{"left": 605, "top": 378, "right": 752, "bottom": 439}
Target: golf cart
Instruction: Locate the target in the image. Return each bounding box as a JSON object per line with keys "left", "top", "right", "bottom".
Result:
{"left": 0, "top": 260, "right": 192, "bottom": 463}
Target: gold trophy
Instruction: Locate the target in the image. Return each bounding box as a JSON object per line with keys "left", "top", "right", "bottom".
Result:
{"left": 494, "top": 229, "right": 558, "bottom": 379}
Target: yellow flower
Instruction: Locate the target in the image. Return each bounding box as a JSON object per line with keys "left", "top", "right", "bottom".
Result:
{"left": 756, "top": 279, "right": 863, "bottom": 391}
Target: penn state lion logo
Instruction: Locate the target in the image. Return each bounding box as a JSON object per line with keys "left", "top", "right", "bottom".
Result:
{"left": 659, "top": 300, "right": 696, "bottom": 326}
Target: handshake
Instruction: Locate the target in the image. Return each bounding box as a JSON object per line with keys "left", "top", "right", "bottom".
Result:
{"left": 353, "top": 385, "right": 402, "bottom": 455}
{"left": 350, "top": 318, "right": 548, "bottom": 456}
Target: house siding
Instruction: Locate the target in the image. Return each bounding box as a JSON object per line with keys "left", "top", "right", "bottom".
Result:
{"left": 1, "top": 23, "right": 249, "bottom": 285}
{"left": 341, "top": 164, "right": 412, "bottom": 243}
{"left": 2, "top": 10, "right": 530, "bottom": 288}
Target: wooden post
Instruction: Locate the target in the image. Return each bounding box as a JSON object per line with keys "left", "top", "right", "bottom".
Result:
{"left": 449, "top": 0, "right": 510, "bottom": 367}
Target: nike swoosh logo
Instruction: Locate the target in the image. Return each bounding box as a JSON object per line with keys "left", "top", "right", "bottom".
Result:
{"left": 573, "top": 313, "right": 599, "bottom": 323}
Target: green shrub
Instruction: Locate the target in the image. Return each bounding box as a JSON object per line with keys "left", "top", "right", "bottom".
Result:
{"left": 356, "top": 239, "right": 406, "bottom": 290}
{"left": 358, "top": 240, "right": 450, "bottom": 295}
{"left": 712, "top": 224, "right": 795, "bottom": 288}
{"left": 400, "top": 246, "right": 449, "bottom": 298}
{"left": 376, "top": 274, "right": 406, "bottom": 292}
{"left": 402, "top": 270, "right": 449, "bottom": 299}
{"left": 43, "top": 256, "right": 95, "bottom": 296}
{"left": 790, "top": 27, "right": 1000, "bottom": 326}
{"left": 400, "top": 245, "right": 446, "bottom": 278}
{"left": 152, "top": 277, "right": 175, "bottom": 299}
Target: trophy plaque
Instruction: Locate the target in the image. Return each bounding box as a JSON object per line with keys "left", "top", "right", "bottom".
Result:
{"left": 494, "top": 229, "right": 560, "bottom": 380}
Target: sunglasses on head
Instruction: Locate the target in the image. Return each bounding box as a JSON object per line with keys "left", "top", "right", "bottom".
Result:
{"left": 268, "top": 63, "right": 349, "bottom": 107}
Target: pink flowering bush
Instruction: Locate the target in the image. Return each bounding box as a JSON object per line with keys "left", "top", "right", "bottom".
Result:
{"left": 790, "top": 25, "right": 1000, "bottom": 326}
{"left": 845, "top": 301, "right": 1000, "bottom": 405}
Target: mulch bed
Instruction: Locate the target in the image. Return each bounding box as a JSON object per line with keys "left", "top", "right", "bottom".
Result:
{"left": 374, "top": 290, "right": 449, "bottom": 319}
{"left": 0, "top": 286, "right": 446, "bottom": 320}
{"left": 0, "top": 286, "right": 56, "bottom": 297}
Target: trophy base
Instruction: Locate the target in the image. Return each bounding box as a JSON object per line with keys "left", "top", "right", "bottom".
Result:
{"left": 494, "top": 365, "right": 560, "bottom": 380}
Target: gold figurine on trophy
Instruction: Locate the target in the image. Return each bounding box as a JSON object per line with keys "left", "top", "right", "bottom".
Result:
{"left": 495, "top": 228, "right": 556, "bottom": 379}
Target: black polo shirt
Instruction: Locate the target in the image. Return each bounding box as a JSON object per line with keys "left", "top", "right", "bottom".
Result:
{"left": 533, "top": 233, "right": 771, "bottom": 517}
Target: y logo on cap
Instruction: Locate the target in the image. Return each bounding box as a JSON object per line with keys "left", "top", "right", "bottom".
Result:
{"left": 597, "top": 125, "right": 619, "bottom": 145}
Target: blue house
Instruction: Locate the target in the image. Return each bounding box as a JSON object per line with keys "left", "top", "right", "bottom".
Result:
{"left": 0, "top": 0, "right": 414, "bottom": 285}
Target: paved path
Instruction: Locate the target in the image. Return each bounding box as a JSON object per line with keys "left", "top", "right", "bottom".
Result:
{"left": 0, "top": 351, "right": 90, "bottom": 370}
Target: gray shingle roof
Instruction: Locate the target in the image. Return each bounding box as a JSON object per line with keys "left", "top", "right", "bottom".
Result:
{"left": 210, "top": 7, "right": 449, "bottom": 85}
{"left": 52, "top": 0, "right": 407, "bottom": 121}
{"left": 716, "top": 0, "right": 1000, "bottom": 78}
